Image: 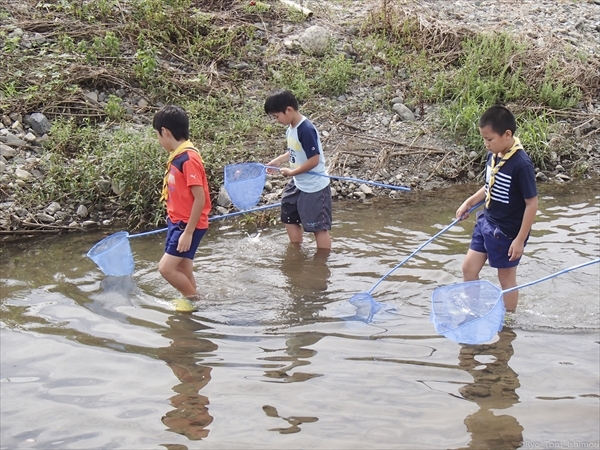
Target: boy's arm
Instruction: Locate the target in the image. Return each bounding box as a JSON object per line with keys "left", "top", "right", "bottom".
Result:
{"left": 266, "top": 153, "right": 290, "bottom": 173}
{"left": 281, "top": 154, "right": 319, "bottom": 177}
{"left": 508, "top": 196, "right": 538, "bottom": 261}
{"left": 456, "top": 186, "right": 486, "bottom": 220}
{"left": 177, "top": 185, "right": 205, "bottom": 253}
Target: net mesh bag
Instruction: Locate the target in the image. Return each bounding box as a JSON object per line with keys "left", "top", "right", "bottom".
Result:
{"left": 430, "top": 280, "right": 505, "bottom": 344}
{"left": 87, "top": 231, "right": 135, "bottom": 277}
{"left": 224, "top": 163, "right": 267, "bottom": 210}
{"left": 349, "top": 292, "right": 384, "bottom": 323}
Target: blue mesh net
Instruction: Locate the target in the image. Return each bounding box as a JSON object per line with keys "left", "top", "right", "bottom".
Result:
{"left": 224, "top": 163, "right": 267, "bottom": 210}
{"left": 430, "top": 280, "right": 505, "bottom": 344}
{"left": 87, "top": 231, "right": 135, "bottom": 277}
{"left": 349, "top": 292, "right": 384, "bottom": 323}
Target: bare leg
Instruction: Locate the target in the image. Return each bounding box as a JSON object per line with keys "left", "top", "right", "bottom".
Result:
{"left": 313, "top": 230, "right": 331, "bottom": 249}
{"left": 159, "top": 253, "right": 198, "bottom": 298}
{"left": 497, "top": 266, "right": 518, "bottom": 312}
{"left": 462, "top": 249, "right": 487, "bottom": 281}
{"left": 285, "top": 223, "right": 303, "bottom": 244}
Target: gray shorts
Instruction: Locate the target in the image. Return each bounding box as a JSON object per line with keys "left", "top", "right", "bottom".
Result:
{"left": 281, "top": 180, "right": 332, "bottom": 232}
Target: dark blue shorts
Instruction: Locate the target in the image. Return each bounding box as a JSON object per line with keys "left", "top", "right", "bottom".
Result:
{"left": 470, "top": 213, "right": 526, "bottom": 269}
{"left": 165, "top": 219, "right": 207, "bottom": 259}
{"left": 281, "top": 180, "right": 332, "bottom": 232}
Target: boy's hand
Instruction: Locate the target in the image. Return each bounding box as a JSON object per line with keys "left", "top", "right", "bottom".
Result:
{"left": 508, "top": 238, "right": 525, "bottom": 261}
{"left": 266, "top": 160, "right": 280, "bottom": 174}
{"left": 456, "top": 202, "right": 471, "bottom": 220}
{"left": 177, "top": 232, "right": 193, "bottom": 253}
{"left": 280, "top": 168, "right": 293, "bottom": 176}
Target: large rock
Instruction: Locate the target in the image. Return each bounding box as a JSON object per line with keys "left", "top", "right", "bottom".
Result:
{"left": 299, "top": 25, "right": 331, "bottom": 56}
{"left": 25, "top": 113, "right": 52, "bottom": 136}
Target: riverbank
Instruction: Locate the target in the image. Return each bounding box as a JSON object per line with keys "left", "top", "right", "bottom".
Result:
{"left": 1, "top": 0, "right": 599, "bottom": 239}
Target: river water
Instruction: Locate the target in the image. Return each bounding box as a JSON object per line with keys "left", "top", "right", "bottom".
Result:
{"left": 1, "top": 183, "right": 598, "bottom": 449}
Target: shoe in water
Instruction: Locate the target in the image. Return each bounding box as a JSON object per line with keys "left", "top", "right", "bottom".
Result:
{"left": 172, "top": 298, "right": 197, "bottom": 312}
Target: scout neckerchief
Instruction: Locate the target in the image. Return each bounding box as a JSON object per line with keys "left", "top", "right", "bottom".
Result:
{"left": 485, "top": 136, "right": 522, "bottom": 208}
{"left": 160, "top": 140, "right": 202, "bottom": 203}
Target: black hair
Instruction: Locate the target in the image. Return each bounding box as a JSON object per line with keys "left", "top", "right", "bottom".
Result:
{"left": 152, "top": 105, "right": 190, "bottom": 140}
{"left": 264, "top": 89, "right": 299, "bottom": 114}
{"left": 479, "top": 105, "right": 517, "bottom": 136}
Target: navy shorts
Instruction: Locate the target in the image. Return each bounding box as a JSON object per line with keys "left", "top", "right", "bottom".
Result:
{"left": 470, "top": 213, "right": 526, "bottom": 269}
{"left": 281, "top": 180, "right": 332, "bottom": 232}
{"left": 165, "top": 219, "right": 207, "bottom": 259}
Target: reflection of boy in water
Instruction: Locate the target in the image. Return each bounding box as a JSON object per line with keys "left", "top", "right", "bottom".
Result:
{"left": 457, "top": 327, "right": 523, "bottom": 449}
{"left": 158, "top": 315, "right": 216, "bottom": 440}
{"left": 280, "top": 245, "right": 331, "bottom": 322}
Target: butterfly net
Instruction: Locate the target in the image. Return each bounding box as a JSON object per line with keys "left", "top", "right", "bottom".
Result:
{"left": 87, "top": 231, "right": 135, "bottom": 277}
{"left": 430, "top": 280, "right": 505, "bottom": 344}
{"left": 224, "top": 163, "right": 267, "bottom": 210}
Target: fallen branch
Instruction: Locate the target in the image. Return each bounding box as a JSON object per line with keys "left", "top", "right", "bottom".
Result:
{"left": 20, "top": 221, "right": 83, "bottom": 231}
{"left": 339, "top": 130, "right": 447, "bottom": 153}
{"left": 0, "top": 229, "right": 71, "bottom": 235}
{"left": 337, "top": 148, "right": 445, "bottom": 158}
{"left": 279, "top": 0, "right": 313, "bottom": 17}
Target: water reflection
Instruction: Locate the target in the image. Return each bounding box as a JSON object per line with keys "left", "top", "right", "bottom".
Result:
{"left": 456, "top": 327, "right": 523, "bottom": 449}
{"left": 261, "top": 404, "right": 318, "bottom": 434}
{"left": 158, "top": 314, "right": 216, "bottom": 441}
{"left": 280, "top": 244, "right": 332, "bottom": 322}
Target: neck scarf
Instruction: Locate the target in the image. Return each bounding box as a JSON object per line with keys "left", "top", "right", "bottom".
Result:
{"left": 485, "top": 137, "right": 522, "bottom": 208}
{"left": 160, "top": 140, "right": 202, "bottom": 203}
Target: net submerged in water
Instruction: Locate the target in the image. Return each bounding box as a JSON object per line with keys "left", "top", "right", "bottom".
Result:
{"left": 430, "top": 280, "right": 505, "bottom": 345}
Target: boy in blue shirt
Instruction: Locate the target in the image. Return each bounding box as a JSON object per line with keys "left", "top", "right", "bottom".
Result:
{"left": 264, "top": 90, "right": 332, "bottom": 249}
{"left": 456, "top": 105, "right": 538, "bottom": 312}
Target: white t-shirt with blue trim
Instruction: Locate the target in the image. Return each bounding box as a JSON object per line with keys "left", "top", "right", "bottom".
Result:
{"left": 286, "top": 116, "right": 329, "bottom": 193}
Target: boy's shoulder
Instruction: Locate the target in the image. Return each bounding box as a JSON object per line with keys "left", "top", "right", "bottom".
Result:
{"left": 296, "top": 116, "right": 318, "bottom": 132}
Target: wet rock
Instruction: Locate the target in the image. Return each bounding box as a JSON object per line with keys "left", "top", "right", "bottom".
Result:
{"left": 82, "top": 220, "right": 98, "bottom": 228}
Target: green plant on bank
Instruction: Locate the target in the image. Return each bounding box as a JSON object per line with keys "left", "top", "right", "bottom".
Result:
{"left": 3, "top": 35, "right": 20, "bottom": 52}
{"left": 268, "top": 54, "right": 356, "bottom": 100}
{"left": 40, "top": 119, "right": 166, "bottom": 227}
{"left": 312, "top": 53, "right": 356, "bottom": 97}
{"left": 104, "top": 95, "right": 125, "bottom": 121}
{"left": 134, "top": 47, "right": 158, "bottom": 83}
{"left": 537, "top": 58, "right": 581, "bottom": 109}
{"left": 440, "top": 99, "right": 560, "bottom": 169}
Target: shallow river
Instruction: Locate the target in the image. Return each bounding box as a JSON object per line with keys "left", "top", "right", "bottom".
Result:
{"left": 1, "top": 183, "right": 598, "bottom": 450}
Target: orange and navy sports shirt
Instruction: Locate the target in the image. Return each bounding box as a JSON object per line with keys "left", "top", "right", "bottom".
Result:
{"left": 165, "top": 149, "right": 211, "bottom": 229}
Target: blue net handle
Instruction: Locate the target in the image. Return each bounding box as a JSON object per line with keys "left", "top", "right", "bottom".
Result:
{"left": 366, "top": 201, "right": 484, "bottom": 294}
{"left": 503, "top": 258, "right": 600, "bottom": 294}
{"left": 264, "top": 165, "right": 411, "bottom": 192}
{"left": 126, "top": 203, "right": 282, "bottom": 239}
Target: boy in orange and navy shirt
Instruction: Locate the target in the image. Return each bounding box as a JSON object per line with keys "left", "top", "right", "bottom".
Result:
{"left": 153, "top": 105, "right": 211, "bottom": 307}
